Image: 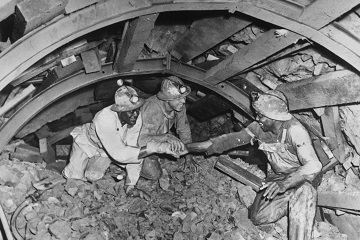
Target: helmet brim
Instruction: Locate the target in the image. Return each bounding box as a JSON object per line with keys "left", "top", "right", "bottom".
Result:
{"left": 110, "top": 98, "right": 145, "bottom": 112}
{"left": 156, "top": 86, "right": 191, "bottom": 101}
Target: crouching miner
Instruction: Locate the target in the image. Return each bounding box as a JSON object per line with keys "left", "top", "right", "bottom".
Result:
{"left": 187, "top": 90, "right": 322, "bottom": 240}
{"left": 63, "top": 80, "right": 186, "bottom": 199}
{"left": 138, "top": 76, "right": 198, "bottom": 181}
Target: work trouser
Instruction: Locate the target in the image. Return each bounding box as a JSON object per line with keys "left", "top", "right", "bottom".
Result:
{"left": 63, "top": 140, "right": 142, "bottom": 185}
{"left": 249, "top": 182, "right": 317, "bottom": 240}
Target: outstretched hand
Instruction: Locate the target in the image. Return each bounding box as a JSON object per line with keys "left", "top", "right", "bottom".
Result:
{"left": 165, "top": 134, "right": 186, "bottom": 153}
{"left": 159, "top": 142, "right": 188, "bottom": 158}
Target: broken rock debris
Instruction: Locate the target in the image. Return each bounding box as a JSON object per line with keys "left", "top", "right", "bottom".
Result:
{"left": 0, "top": 150, "right": 349, "bottom": 239}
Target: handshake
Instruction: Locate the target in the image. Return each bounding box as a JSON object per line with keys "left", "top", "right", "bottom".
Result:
{"left": 146, "top": 141, "right": 188, "bottom": 158}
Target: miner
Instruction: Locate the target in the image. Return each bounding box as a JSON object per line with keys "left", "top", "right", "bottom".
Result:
{"left": 138, "top": 76, "right": 198, "bottom": 181}
{"left": 187, "top": 89, "right": 322, "bottom": 240}
{"left": 62, "top": 80, "right": 186, "bottom": 199}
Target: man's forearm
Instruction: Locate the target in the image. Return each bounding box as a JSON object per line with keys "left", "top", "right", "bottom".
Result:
{"left": 138, "top": 134, "right": 169, "bottom": 147}
{"left": 280, "top": 171, "right": 308, "bottom": 191}
{"left": 208, "top": 132, "right": 251, "bottom": 154}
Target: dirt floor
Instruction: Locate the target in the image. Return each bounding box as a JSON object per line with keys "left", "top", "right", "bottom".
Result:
{"left": 0, "top": 151, "right": 348, "bottom": 240}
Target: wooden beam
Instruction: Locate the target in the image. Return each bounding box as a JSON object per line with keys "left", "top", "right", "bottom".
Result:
{"left": 168, "top": 14, "right": 252, "bottom": 62}
{"left": 318, "top": 191, "right": 360, "bottom": 211}
{"left": 299, "top": 0, "right": 360, "bottom": 29}
{"left": 113, "top": 13, "right": 158, "bottom": 73}
{"left": 11, "top": 0, "right": 68, "bottom": 42}
{"left": 215, "top": 157, "right": 263, "bottom": 192}
{"left": 12, "top": 40, "right": 102, "bottom": 87}
{"left": 81, "top": 48, "right": 101, "bottom": 73}
{"left": 35, "top": 56, "right": 83, "bottom": 94}
{"left": 277, "top": 70, "right": 360, "bottom": 110}
{"left": 204, "top": 30, "right": 303, "bottom": 85}
{"left": 321, "top": 106, "right": 346, "bottom": 163}
{"left": 0, "top": 0, "right": 23, "bottom": 23}
{"left": 39, "top": 137, "right": 56, "bottom": 163}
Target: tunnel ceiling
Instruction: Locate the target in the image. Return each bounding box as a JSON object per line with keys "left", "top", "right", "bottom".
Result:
{"left": 0, "top": 0, "right": 360, "bottom": 150}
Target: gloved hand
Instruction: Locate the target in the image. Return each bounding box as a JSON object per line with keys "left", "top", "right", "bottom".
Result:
{"left": 146, "top": 141, "right": 188, "bottom": 158}
{"left": 206, "top": 136, "right": 227, "bottom": 155}
{"left": 206, "top": 133, "right": 246, "bottom": 155}
{"left": 164, "top": 134, "right": 186, "bottom": 153}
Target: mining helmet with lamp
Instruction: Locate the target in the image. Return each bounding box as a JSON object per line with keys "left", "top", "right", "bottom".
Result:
{"left": 156, "top": 76, "right": 191, "bottom": 101}
{"left": 251, "top": 89, "right": 292, "bottom": 121}
{"left": 110, "top": 79, "right": 145, "bottom": 112}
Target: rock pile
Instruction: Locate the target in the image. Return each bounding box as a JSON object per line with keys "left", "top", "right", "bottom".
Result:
{"left": 0, "top": 153, "right": 347, "bottom": 240}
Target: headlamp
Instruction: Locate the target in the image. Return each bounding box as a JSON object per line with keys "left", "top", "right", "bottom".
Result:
{"left": 127, "top": 93, "right": 139, "bottom": 104}
{"left": 178, "top": 85, "right": 187, "bottom": 94}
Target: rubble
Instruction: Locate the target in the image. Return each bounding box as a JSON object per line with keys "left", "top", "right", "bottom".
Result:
{"left": 0, "top": 151, "right": 348, "bottom": 240}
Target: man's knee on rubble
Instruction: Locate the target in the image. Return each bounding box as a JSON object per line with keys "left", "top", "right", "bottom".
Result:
{"left": 249, "top": 181, "right": 316, "bottom": 226}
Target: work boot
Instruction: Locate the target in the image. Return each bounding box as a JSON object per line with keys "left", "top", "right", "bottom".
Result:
{"left": 140, "top": 155, "right": 162, "bottom": 180}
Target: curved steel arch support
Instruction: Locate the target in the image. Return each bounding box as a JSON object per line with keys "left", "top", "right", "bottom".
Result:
{"left": 0, "top": 60, "right": 255, "bottom": 151}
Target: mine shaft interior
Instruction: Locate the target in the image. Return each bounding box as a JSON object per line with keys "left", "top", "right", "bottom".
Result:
{"left": 0, "top": 0, "right": 360, "bottom": 240}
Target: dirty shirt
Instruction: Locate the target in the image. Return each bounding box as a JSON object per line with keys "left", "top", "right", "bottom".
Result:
{"left": 73, "top": 106, "right": 142, "bottom": 164}
{"left": 245, "top": 117, "right": 319, "bottom": 182}
{"left": 138, "top": 95, "right": 192, "bottom": 147}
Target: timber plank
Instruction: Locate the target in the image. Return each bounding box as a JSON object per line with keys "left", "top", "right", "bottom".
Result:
{"left": 318, "top": 191, "right": 360, "bottom": 211}
{"left": 36, "top": 56, "right": 83, "bottom": 94}
{"left": 321, "top": 106, "right": 346, "bottom": 163}
{"left": 81, "top": 49, "right": 101, "bottom": 73}
{"left": 65, "top": 0, "right": 100, "bottom": 14}
{"left": 39, "top": 137, "right": 56, "bottom": 163}
{"left": 11, "top": 0, "right": 68, "bottom": 42}
{"left": 204, "top": 30, "right": 303, "bottom": 84}
{"left": 277, "top": 70, "right": 360, "bottom": 110}
{"left": 114, "top": 13, "right": 158, "bottom": 73}
{"left": 168, "top": 14, "right": 252, "bottom": 62}
{"left": 12, "top": 40, "right": 102, "bottom": 87}
{"left": 299, "top": 0, "right": 360, "bottom": 30}
{"left": 215, "top": 157, "right": 263, "bottom": 192}
{"left": 0, "top": 0, "right": 23, "bottom": 23}
{"left": 10, "top": 151, "right": 43, "bottom": 163}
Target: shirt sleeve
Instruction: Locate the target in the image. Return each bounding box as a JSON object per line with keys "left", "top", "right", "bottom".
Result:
{"left": 175, "top": 107, "right": 192, "bottom": 144}
{"left": 94, "top": 111, "right": 141, "bottom": 164}
{"left": 138, "top": 102, "right": 165, "bottom": 147}
{"left": 287, "top": 124, "right": 322, "bottom": 182}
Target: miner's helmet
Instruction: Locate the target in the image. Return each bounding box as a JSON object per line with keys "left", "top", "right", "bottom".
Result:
{"left": 110, "top": 79, "right": 145, "bottom": 112}
{"left": 251, "top": 89, "right": 292, "bottom": 121}
{"left": 156, "top": 76, "right": 191, "bottom": 101}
